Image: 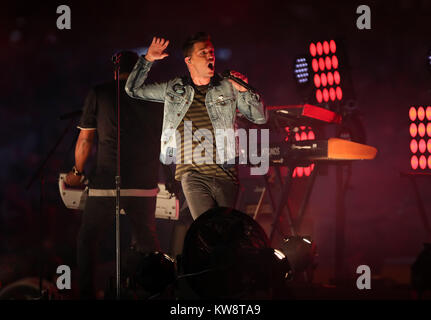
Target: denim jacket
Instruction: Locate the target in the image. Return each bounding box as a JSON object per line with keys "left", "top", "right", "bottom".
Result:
{"left": 125, "top": 56, "right": 267, "bottom": 164}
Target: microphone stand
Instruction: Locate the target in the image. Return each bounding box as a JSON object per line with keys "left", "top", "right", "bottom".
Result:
{"left": 113, "top": 56, "right": 122, "bottom": 299}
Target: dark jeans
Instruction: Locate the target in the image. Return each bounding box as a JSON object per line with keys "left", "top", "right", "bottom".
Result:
{"left": 77, "top": 196, "right": 159, "bottom": 299}
{"left": 180, "top": 170, "right": 239, "bottom": 220}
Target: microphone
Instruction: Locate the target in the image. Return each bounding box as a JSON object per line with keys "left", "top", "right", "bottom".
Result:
{"left": 221, "top": 70, "right": 258, "bottom": 93}
{"left": 112, "top": 53, "right": 121, "bottom": 64}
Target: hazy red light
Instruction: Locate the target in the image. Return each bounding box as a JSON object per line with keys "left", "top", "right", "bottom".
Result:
{"left": 304, "top": 166, "right": 311, "bottom": 176}
{"left": 334, "top": 71, "right": 341, "bottom": 84}
{"left": 411, "top": 155, "right": 419, "bottom": 170}
{"left": 297, "top": 167, "right": 304, "bottom": 177}
{"left": 321, "top": 73, "right": 328, "bottom": 86}
{"left": 301, "top": 132, "right": 308, "bottom": 141}
{"left": 410, "top": 123, "right": 418, "bottom": 137}
{"left": 325, "top": 56, "right": 332, "bottom": 70}
{"left": 309, "top": 43, "right": 317, "bottom": 56}
{"left": 418, "top": 106, "right": 425, "bottom": 121}
{"left": 419, "top": 139, "right": 426, "bottom": 153}
{"left": 329, "top": 87, "right": 336, "bottom": 101}
{"left": 308, "top": 130, "right": 315, "bottom": 140}
{"left": 327, "top": 72, "right": 334, "bottom": 85}
{"left": 419, "top": 155, "right": 427, "bottom": 169}
{"left": 323, "top": 88, "right": 329, "bottom": 102}
{"left": 295, "top": 132, "right": 301, "bottom": 141}
{"left": 323, "top": 41, "right": 330, "bottom": 54}
{"left": 410, "top": 139, "right": 418, "bottom": 153}
{"left": 428, "top": 139, "right": 431, "bottom": 153}
{"left": 314, "top": 74, "right": 321, "bottom": 88}
{"left": 427, "top": 123, "right": 431, "bottom": 137}
{"left": 319, "top": 58, "right": 325, "bottom": 71}
{"left": 312, "top": 59, "right": 319, "bottom": 72}
{"left": 330, "top": 40, "right": 336, "bottom": 53}
{"left": 428, "top": 156, "right": 431, "bottom": 169}
{"left": 427, "top": 106, "right": 431, "bottom": 120}
{"left": 332, "top": 55, "right": 339, "bottom": 69}
{"left": 418, "top": 123, "right": 426, "bottom": 137}
{"left": 316, "top": 89, "right": 323, "bottom": 103}
{"left": 316, "top": 42, "right": 323, "bottom": 55}
{"left": 292, "top": 168, "right": 297, "bottom": 178}
{"left": 336, "top": 87, "right": 343, "bottom": 100}
{"left": 409, "top": 107, "right": 417, "bottom": 121}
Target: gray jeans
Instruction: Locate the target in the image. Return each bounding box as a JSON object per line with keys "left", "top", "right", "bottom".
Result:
{"left": 181, "top": 170, "right": 239, "bottom": 220}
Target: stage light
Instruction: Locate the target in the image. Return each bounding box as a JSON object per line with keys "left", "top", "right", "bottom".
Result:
{"left": 411, "top": 155, "right": 419, "bottom": 170}
{"left": 325, "top": 56, "right": 332, "bottom": 69}
{"left": 131, "top": 251, "right": 176, "bottom": 295}
{"left": 314, "top": 74, "right": 321, "bottom": 87}
{"left": 310, "top": 43, "right": 317, "bottom": 57}
{"left": 316, "top": 89, "right": 323, "bottom": 103}
{"left": 180, "top": 207, "right": 289, "bottom": 299}
{"left": 334, "top": 71, "right": 341, "bottom": 84}
{"left": 296, "top": 167, "right": 304, "bottom": 177}
{"left": 308, "top": 130, "right": 315, "bottom": 140}
{"left": 409, "top": 105, "right": 431, "bottom": 171}
{"left": 215, "top": 48, "right": 232, "bottom": 61}
{"left": 427, "top": 106, "right": 431, "bottom": 120}
{"left": 316, "top": 42, "right": 323, "bottom": 55}
{"left": 291, "top": 127, "right": 316, "bottom": 179}
{"left": 279, "top": 236, "right": 316, "bottom": 274}
{"left": 418, "top": 123, "right": 426, "bottom": 137}
{"left": 336, "top": 87, "right": 343, "bottom": 100}
{"left": 330, "top": 40, "right": 336, "bottom": 53}
{"left": 410, "top": 123, "right": 418, "bottom": 138}
{"left": 332, "top": 55, "right": 339, "bottom": 69}
{"left": 319, "top": 57, "right": 325, "bottom": 71}
{"left": 429, "top": 156, "right": 431, "bottom": 169}
{"left": 427, "top": 49, "right": 431, "bottom": 72}
{"left": 329, "top": 87, "right": 336, "bottom": 101}
{"left": 323, "top": 88, "right": 329, "bottom": 102}
{"left": 302, "top": 39, "right": 354, "bottom": 111}
{"left": 418, "top": 106, "right": 425, "bottom": 121}
{"left": 410, "top": 106, "right": 417, "bottom": 121}
{"left": 419, "top": 139, "right": 426, "bottom": 154}
{"left": 410, "top": 139, "right": 418, "bottom": 153}
{"left": 420, "top": 155, "right": 427, "bottom": 169}
{"left": 312, "top": 58, "right": 319, "bottom": 72}
{"left": 294, "top": 57, "right": 310, "bottom": 84}
{"left": 321, "top": 73, "right": 328, "bottom": 86}
{"left": 327, "top": 72, "right": 334, "bottom": 86}
{"left": 323, "top": 41, "right": 330, "bottom": 54}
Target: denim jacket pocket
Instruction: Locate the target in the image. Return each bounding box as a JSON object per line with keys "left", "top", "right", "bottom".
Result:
{"left": 166, "top": 91, "right": 185, "bottom": 105}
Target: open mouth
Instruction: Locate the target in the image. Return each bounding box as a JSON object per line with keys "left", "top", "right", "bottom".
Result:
{"left": 208, "top": 63, "right": 214, "bottom": 71}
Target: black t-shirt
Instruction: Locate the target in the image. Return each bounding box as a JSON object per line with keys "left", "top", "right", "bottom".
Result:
{"left": 79, "top": 80, "right": 163, "bottom": 189}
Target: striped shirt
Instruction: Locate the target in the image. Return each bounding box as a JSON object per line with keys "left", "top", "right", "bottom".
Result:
{"left": 175, "top": 85, "right": 237, "bottom": 182}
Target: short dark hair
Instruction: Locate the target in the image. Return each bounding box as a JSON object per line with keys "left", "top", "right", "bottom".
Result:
{"left": 182, "top": 32, "right": 211, "bottom": 58}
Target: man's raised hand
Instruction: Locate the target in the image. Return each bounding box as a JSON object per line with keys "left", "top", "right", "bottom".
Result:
{"left": 145, "top": 37, "right": 170, "bottom": 62}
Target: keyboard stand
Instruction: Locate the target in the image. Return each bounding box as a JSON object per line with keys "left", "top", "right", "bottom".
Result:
{"left": 267, "top": 164, "right": 319, "bottom": 245}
